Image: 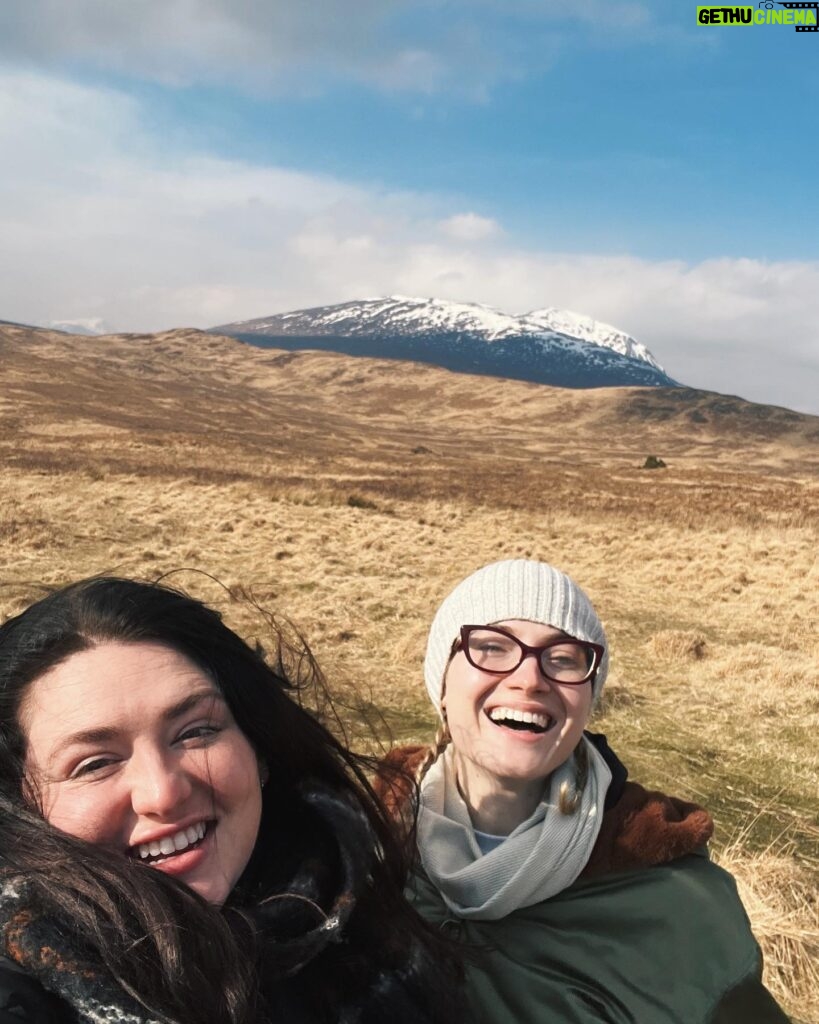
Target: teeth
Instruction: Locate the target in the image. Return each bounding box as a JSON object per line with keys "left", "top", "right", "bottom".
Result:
{"left": 489, "top": 707, "right": 550, "bottom": 729}
{"left": 136, "top": 822, "right": 207, "bottom": 860}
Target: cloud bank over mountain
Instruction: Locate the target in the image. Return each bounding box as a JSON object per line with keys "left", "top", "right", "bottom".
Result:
{"left": 0, "top": 68, "right": 816, "bottom": 414}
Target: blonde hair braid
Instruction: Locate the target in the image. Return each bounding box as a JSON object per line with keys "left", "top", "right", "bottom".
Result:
{"left": 558, "top": 740, "right": 589, "bottom": 815}
{"left": 415, "top": 720, "right": 451, "bottom": 788}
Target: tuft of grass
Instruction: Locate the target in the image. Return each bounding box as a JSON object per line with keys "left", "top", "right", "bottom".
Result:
{"left": 644, "top": 629, "right": 708, "bottom": 662}
{"left": 347, "top": 494, "right": 378, "bottom": 510}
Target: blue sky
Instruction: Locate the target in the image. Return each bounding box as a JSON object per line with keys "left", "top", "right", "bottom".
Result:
{"left": 1, "top": 1, "right": 817, "bottom": 413}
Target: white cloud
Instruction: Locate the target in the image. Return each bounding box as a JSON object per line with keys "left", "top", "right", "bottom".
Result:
{"left": 0, "top": 0, "right": 392, "bottom": 87}
{"left": 0, "top": 0, "right": 659, "bottom": 96}
{"left": 1, "top": 71, "right": 816, "bottom": 415}
{"left": 438, "top": 213, "right": 501, "bottom": 242}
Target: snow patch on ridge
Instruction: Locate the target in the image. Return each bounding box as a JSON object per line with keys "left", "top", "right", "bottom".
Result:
{"left": 522, "top": 307, "right": 662, "bottom": 369}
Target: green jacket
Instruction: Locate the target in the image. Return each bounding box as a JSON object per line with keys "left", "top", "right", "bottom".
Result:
{"left": 409, "top": 851, "right": 787, "bottom": 1023}
{"left": 386, "top": 745, "right": 788, "bottom": 1024}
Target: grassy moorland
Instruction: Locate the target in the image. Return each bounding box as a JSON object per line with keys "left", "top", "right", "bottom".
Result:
{"left": 1, "top": 324, "right": 818, "bottom": 1018}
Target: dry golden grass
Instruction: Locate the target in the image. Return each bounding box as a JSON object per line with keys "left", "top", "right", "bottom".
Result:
{"left": 1, "top": 324, "right": 818, "bottom": 1018}
{"left": 717, "top": 837, "right": 819, "bottom": 1021}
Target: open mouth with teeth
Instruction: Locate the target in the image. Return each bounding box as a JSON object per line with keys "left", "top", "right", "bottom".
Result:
{"left": 487, "top": 707, "right": 554, "bottom": 735}
{"left": 130, "top": 820, "right": 212, "bottom": 864}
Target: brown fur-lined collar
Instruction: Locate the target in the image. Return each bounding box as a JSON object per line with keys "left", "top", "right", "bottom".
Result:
{"left": 377, "top": 745, "right": 713, "bottom": 878}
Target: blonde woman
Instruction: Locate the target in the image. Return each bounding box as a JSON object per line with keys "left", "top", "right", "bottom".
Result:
{"left": 389, "top": 559, "right": 787, "bottom": 1023}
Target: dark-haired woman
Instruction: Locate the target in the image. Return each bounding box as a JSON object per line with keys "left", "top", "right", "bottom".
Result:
{"left": 385, "top": 559, "right": 788, "bottom": 1023}
{"left": 0, "top": 577, "right": 464, "bottom": 1024}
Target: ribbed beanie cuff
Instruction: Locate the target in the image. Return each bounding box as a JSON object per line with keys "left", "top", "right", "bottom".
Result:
{"left": 423, "top": 559, "right": 608, "bottom": 714}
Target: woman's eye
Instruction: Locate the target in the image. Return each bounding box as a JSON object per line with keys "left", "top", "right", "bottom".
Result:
{"left": 549, "top": 655, "right": 581, "bottom": 669}
{"left": 178, "top": 724, "right": 220, "bottom": 744}
{"left": 71, "top": 757, "right": 116, "bottom": 778}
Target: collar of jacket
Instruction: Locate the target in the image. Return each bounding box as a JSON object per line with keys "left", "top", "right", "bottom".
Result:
{"left": 378, "top": 737, "right": 713, "bottom": 879}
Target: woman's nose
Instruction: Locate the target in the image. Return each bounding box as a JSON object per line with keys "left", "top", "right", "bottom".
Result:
{"left": 508, "top": 652, "right": 551, "bottom": 690}
{"left": 127, "top": 749, "right": 193, "bottom": 817}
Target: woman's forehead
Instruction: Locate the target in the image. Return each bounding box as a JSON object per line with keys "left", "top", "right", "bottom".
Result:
{"left": 20, "top": 641, "right": 220, "bottom": 740}
{"left": 487, "top": 619, "right": 570, "bottom": 638}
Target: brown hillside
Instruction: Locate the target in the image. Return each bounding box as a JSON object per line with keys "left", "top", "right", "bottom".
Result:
{"left": 3, "top": 325, "right": 818, "bottom": 507}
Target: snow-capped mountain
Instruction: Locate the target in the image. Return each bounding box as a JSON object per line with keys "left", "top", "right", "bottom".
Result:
{"left": 211, "top": 296, "right": 677, "bottom": 389}
{"left": 42, "top": 318, "right": 112, "bottom": 336}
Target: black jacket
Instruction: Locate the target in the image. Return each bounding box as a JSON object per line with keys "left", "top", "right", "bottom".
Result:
{"left": 0, "top": 956, "right": 76, "bottom": 1023}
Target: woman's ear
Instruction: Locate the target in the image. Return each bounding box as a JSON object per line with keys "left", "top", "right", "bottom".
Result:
{"left": 259, "top": 762, "right": 270, "bottom": 788}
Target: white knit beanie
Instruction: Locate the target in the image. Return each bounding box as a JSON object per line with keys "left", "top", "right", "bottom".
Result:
{"left": 424, "top": 559, "right": 609, "bottom": 715}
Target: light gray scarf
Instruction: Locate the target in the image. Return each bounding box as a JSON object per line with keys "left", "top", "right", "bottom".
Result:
{"left": 417, "top": 737, "right": 611, "bottom": 920}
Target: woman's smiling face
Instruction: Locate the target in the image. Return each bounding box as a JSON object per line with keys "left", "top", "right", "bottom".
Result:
{"left": 21, "top": 640, "right": 263, "bottom": 906}
{"left": 442, "top": 619, "right": 593, "bottom": 807}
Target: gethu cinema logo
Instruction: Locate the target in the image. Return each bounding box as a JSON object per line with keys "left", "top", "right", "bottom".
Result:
{"left": 697, "top": 2, "right": 819, "bottom": 29}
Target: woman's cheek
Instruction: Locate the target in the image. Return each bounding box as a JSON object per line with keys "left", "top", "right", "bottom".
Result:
{"left": 42, "top": 782, "right": 123, "bottom": 846}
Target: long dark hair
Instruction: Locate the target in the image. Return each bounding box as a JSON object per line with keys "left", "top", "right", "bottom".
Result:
{"left": 0, "top": 577, "right": 461, "bottom": 1024}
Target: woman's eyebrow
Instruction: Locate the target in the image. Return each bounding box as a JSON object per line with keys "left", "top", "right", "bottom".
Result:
{"left": 52, "top": 725, "right": 119, "bottom": 753}
{"left": 42, "top": 725, "right": 121, "bottom": 770}
{"left": 45, "top": 689, "right": 225, "bottom": 764}
{"left": 161, "top": 688, "right": 224, "bottom": 723}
